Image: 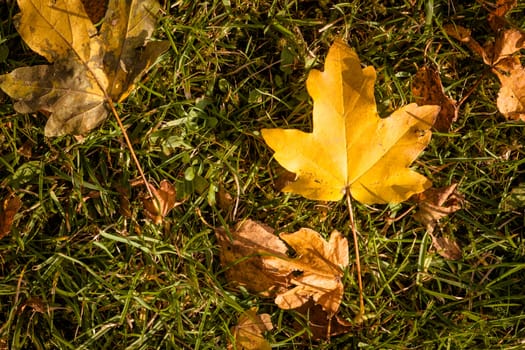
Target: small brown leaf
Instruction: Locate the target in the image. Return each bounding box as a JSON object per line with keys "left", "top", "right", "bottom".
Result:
{"left": 293, "top": 301, "right": 353, "bottom": 340}
{"left": 429, "top": 232, "right": 462, "bottom": 260}
{"left": 488, "top": 0, "right": 517, "bottom": 32}
{"left": 444, "top": 24, "right": 487, "bottom": 60}
{"left": 217, "top": 185, "right": 234, "bottom": 211}
{"left": 412, "top": 66, "right": 457, "bottom": 131}
{"left": 413, "top": 184, "right": 463, "bottom": 231}
{"left": 18, "top": 296, "right": 47, "bottom": 314}
{"left": 0, "top": 194, "right": 22, "bottom": 240}
{"left": 229, "top": 308, "right": 272, "bottom": 350}
{"left": 141, "top": 180, "right": 179, "bottom": 224}
{"left": 215, "top": 220, "right": 290, "bottom": 296}
{"left": 486, "top": 29, "right": 525, "bottom": 67}
{"left": 494, "top": 59, "right": 525, "bottom": 121}
{"left": 80, "top": 0, "right": 108, "bottom": 24}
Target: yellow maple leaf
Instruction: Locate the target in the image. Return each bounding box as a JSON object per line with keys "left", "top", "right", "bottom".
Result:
{"left": 262, "top": 40, "right": 439, "bottom": 204}
{"left": 0, "top": 0, "right": 168, "bottom": 136}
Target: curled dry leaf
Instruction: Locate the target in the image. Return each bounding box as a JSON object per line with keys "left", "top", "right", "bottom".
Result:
{"left": 0, "top": 0, "right": 168, "bottom": 136}
{"left": 428, "top": 232, "right": 462, "bottom": 260}
{"left": 264, "top": 228, "right": 349, "bottom": 317}
{"left": 215, "top": 220, "right": 290, "bottom": 296}
{"left": 0, "top": 194, "right": 22, "bottom": 240}
{"left": 262, "top": 40, "right": 439, "bottom": 204}
{"left": 413, "top": 183, "right": 463, "bottom": 232}
{"left": 444, "top": 16, "right": 525, "bottom": 121}
{"left": 494, "top": 58, "right": 525, "bottom": 121}
{"left": 293, "top": 301, "right": 353, "bottom": 340}
{"left": 412, "top": 66, "right": 457, "bottom": 132}
{"left": 141, "top": 180, "right": 179, "bottom": 224}
{"left": 80, "top": 0, "right": 108, "bottom": 24}
{"left": 229, "top": 308, "right": 273, "bottom": 350}
{"left": 488, "top": 0, "right": 517, "bottom": 32}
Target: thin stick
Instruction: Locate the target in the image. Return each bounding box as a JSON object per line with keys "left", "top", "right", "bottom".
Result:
{"left": 346, "top": 190, "right": 365, "bottom": 319}
{"left": 108, "top": 100, "right": 153, "bottom": 199}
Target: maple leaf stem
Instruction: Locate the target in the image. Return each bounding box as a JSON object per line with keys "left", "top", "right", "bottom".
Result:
{"left": 346, "top": 190, "right": 365, "bottom": 319}
{"left": 107, "top": 100, "right": 154, "bottom": 199}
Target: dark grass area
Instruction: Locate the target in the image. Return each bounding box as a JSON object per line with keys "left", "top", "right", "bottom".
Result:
{"left": 1, "top": 0, "right": 524, "bottom": 349}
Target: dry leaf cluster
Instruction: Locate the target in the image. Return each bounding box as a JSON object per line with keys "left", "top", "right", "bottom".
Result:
{"left": 444, "top": 0, "right": 525, "bottom": 121}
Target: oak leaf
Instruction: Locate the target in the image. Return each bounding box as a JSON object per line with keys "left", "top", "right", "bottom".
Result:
{"left": 264, "top": 228, "right": 349, "bottom": 317}
{"left": 229, "top": 308, "right": 273, "bottom": 350}
{"left": 262, "top": 40, "right": 439, "bottom": 204}
{"left": 0, "top": 0, "right": 168, "bottom": 136}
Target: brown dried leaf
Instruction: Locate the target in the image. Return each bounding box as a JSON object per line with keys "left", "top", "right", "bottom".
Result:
{"left": 141, "top": 180, "right": 179, "bottom": 224}
{"left": 494, "top": 59, "right": 525, "bottom": 121}
{"left": 444, "top": 24, "right": 487, "bottom": 60}
{"left": 215, "top": 220, "right": 290, "bottom": 296}
{"left": 293, "top": 301, "right": 353, "bottom": 340}
{"left": 0, "top": 194, "right": 22, "bottom": 240}
{"left": 229, "top": 308, "right": 272, "bottom": 350}
{"left": 486, "top": 29, "right": 525, "bottom": 67}
{"left": 412, "top": 66, "right": 457, "bottom": 132}
{"left": 413, "top": 184, "right": 463, "bottom": 231}
{"left": 264, "top": 229, "right": 349, "bottom": 317}
{"left": 488, "top": 0, "right": 517, "bottom": 32}
{"left": 80, "top": 0, "right": 108, "bottom": 24}
{"left": 429, "top": 233, "right": 462, "bottom": 260}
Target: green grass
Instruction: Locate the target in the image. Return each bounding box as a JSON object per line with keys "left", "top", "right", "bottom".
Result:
{"left": 1, "top": 0, "right": 525, "bottom": 349}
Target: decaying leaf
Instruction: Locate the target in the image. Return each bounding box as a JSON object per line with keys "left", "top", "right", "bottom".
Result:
{"left": 444, "top": 10, "right": 525, "bottom": 121}
{"left": 0, "top": 0, "right": 168, "bottom": 136}
{"left": 293, "top": 301, "right": 353, "bottom": 340}
{"left": 412, "top": 66, "right": 458, "bottom": 132}
{"left": 494, "top": 58, "right": 525, "bottom": 121}
{"left": 229, "top": 308, "right": 273, "bottom": 350}
{"left": 215, "top": 220, "right": 290, "bottom": 296}
{"left": 262, "top": 40, "right": 439, "bottom": 204}
{"left": 428, "top": 232, "right": 462, "bottom": 260}
{"left": 141, "top": 180, "right": 179, "bottom": 224}
{"left": 488, "top": 0, "right": 517, "bottom": 32}
{"left": 80, "top": 0, "right": 108, "bottom": 24}
{"left": 413, "top": 183, "right": 463, "bottom": 232}
{"left": 264, "top": 228, "right": 349, "bottom": 317}
{"left": 0, "top": 194, "right": 22, "bottom": 240}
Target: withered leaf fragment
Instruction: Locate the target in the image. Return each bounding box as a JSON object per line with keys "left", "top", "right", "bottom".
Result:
{"left": 413, "top": 183, "right": 463, "bottom": 232}
{"left": 428, "top": 232, "right": 462, "bottom": 260}
{"left": 0, "top": 194, "right": 22, "bottom": 240}
{"left": 142, "top": 180, "right": 179, "bottom": 224}
{"left": 229, "top": 308, "right": 273, "bottom": 350}
{"left": 293, "top": 301, "right": 353, "bottom": 340}
{"left": 264, "top": 229, "right": 349, "bottom": 317}
{"left": 215, "top": 220, "right": 290, "bottom": 296}
{"left": 412, "top": 66, "right": 457, "bottom": 132}
{"left": 0, "top": 0, "right": 168, "bottom": 136}
{"left": 488, "top": 0, "right": 517, "bottom": 32}
{"left": 444, "top": 17, "right": 525, "bottom": 121}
